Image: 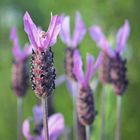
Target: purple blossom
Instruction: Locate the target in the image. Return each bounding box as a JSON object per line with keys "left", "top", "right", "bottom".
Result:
{"left": 73, "top": 50, "right": 102, "bottom": 88}
{"left": 60, "top": 12, "right": 86, "bottom": 48}
{"left": 10, "top": 27, "right": 32, "bottom": 62}
{"left": 23, "top": 105, "right": 64, "bottom": 140}
{"left": 90, "top": 20, "right": 130, "bottom": 57}
{"left": 23, "top": 12, "right": 61, "bottom": 50}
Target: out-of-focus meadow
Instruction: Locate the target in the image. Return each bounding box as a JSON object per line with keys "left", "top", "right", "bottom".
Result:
{"left": 0, "top": 0, "right": 140, "bottom": 140}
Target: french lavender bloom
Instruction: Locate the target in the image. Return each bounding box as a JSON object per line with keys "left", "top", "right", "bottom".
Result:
{"left": 10, "top": 27, "right": 31, "bottom": 97}
{"left": 23, "top": 11, "right": 61, "bottom": 98}
{"left": 23, "top": 105, "right": 65, "bottom": 140}
{"left": 73, "top": 50, "right": 102, "bottom": 125}
{"left": 60, "top": 12, "right": 86, "bottom": 81}
{"left": 90, "top": 20, "right": 130, "bottom": 96}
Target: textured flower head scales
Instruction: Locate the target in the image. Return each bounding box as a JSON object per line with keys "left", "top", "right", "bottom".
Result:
{"left": 90, "top": 20, "right": 130, "bottom": 57}
{"left": 60, "top": 12, "right": 86, "bottom": 48}
{"left": 73, "top": 50, "right": 102, "bottom": 88}
{"left": 10, "top": 27, "right": 32, "bottom": 62}
{"left": 23, "top": 11, "right": 61, "bottom": 50}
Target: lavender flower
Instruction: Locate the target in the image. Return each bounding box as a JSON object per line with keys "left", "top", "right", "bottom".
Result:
{"left": 23, "top": 11, "right": 61, "bottom": 98}
{"left": 73, "top": 50, "right": 102, "bottom": 125}
{"left": 90, "top": 21, "right": 130, "bottom": 95}
{"left": 23, "top": 105, "right": 65, "bottom": 140}
{"left": 10, "top": 27, "right": 31, "bottom": 97}
{"left": 60, "top": 12, "right": 86, "bottom": 81}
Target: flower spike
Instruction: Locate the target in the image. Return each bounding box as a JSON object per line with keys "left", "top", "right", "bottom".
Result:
{"left": 90, "top": 21, "right": 130, "bottom": 95}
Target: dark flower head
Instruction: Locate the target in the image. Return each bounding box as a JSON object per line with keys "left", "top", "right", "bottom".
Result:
{"left": 23, "top": 12, "right": 61, "bottom": 98}
{"left": 90, "top": 20, "right": 130, "bottom": 95}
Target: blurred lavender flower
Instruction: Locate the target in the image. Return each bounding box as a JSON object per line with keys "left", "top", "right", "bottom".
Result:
{"left": 90, "top": 21, "right": 130, "bottom": 95}
{"left": 23, "top": 11, "right": 61, "bottom": 98}
{"left": 73, "top": 50, "right": 102, "bottom": 125}
{"left": 10, "top": 27, "right": 31, "bottom": 97}
{"left": 23, "top": 105, "right": 65, "bottom": 140}
{"left": 60, "top": 12, "right": 86, "bottom": 81}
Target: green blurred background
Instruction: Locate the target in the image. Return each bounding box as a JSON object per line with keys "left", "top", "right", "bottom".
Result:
{"left": 0, "top": 0, "right": 139, "bottom": 140}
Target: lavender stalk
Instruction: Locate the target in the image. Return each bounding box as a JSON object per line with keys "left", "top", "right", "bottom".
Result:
{"left": 10, "top": 27, "right": 31, "bottom": 140}
{"left": 90, "top": 20, "right": 130, "bottom": 140}
{"left": 115, "top": 96, "right": 122, "bottom": 140}
{"left": 86, "top": 125, "right": 90, "bottom": 140}
{"left": 23, "top": 11, "right": 61, "bottom": 140}
{"left": 73, "top": 51, "right": 102, "bottom": 140}
{"left": 100, "top": 86, "right": 107, "bottom": 140}
{"left": 17, "top": 98, "right": 23, "bottom": 140}
{"left": 42, "top": 97, "right": 49, "bottom": 140}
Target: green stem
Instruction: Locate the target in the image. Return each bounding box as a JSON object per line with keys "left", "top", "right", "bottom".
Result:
{"left": 115, "top": 96, "right": 122, "bottom": 140}
{"left": 86, "top": 125, "right": 90, "bottom": 140}
{"left": 100, "top": 86, "right": 107, "bottom": 140}
{"left": 72, "top": 82, "right": 78, "bottom": 140}
{"left": 17, "top": 97, "right": 23, "bottom": 140}
{"left": 42, "top": 97, "right": 49, "bottom": 140}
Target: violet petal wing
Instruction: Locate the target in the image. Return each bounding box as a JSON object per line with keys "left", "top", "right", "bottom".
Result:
{"left": 44, "top": 15, "right": 61, "bottom": 48}
{"left": 93, "top": 52, "right": 103, "bottom": 73}
{"left": 23, "top": 11, "right": 39, "bottom": 47}
{"left": 48, "top": 113, "right": 64, "bottom": 140}
{"left": 32, "top": 105, "right": 43, "bottom": 126}
{"left": 85, "top": 53, "right": 94, "bottom": 84}
{"left": 116, "top": 20, "right": 130, "bottom": 54}
{"left": 10, "top": 27, "right": 22, "bottom": 60}
{"left": 59, "top": 15, "right": 71, "bottom": 46}
{"left": 90, "top": 25, "right": 115, "bottom": 57}
{"left": 73, "top": 50, "right": 84, "bottom": 82}
{"left": 72, "top": 12, "right": 86, "bottom": 47}
{"left": 22, "top": 120, "right": 34, "bottom": 140}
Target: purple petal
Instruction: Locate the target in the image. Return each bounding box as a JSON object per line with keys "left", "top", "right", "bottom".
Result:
{"left": 72, "top": 12, "right": 86, "bottom": 47}
{"left": 10, "top": 27, "right": 22, "bottom": 60}
{"left": 32, "top": 105, "right": 43, "bottom": 126}
{"left": 48, "top": 113, "right": 64, "bottom": 140}
{"left": 90, "top": 26, "right": 115, "bottom": 57}
{"left": 44, "top": 15, "right": 61, "bottom": 47}
{"left": 73, "top": 50, "right": 84, "bottom": 82}
{"left": 59, "top": 15, "right": 71, "bottom": 46}
{"left": 93, "top": 52, "right": 103, "bottom": 73}
{"left": 23, "top": 11, "right": 39, "bottom": 47}
{"left": 20, "top": 44, "right": 32, "bottom": 60}
{"left": 116, "top": 20, "right": 130, "bottom": 54}
{"left": 22, "top": 120, "right": 34, "bottom": 140}
{"left": 84, "top": 54, "right": 94, "bottom": 85}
